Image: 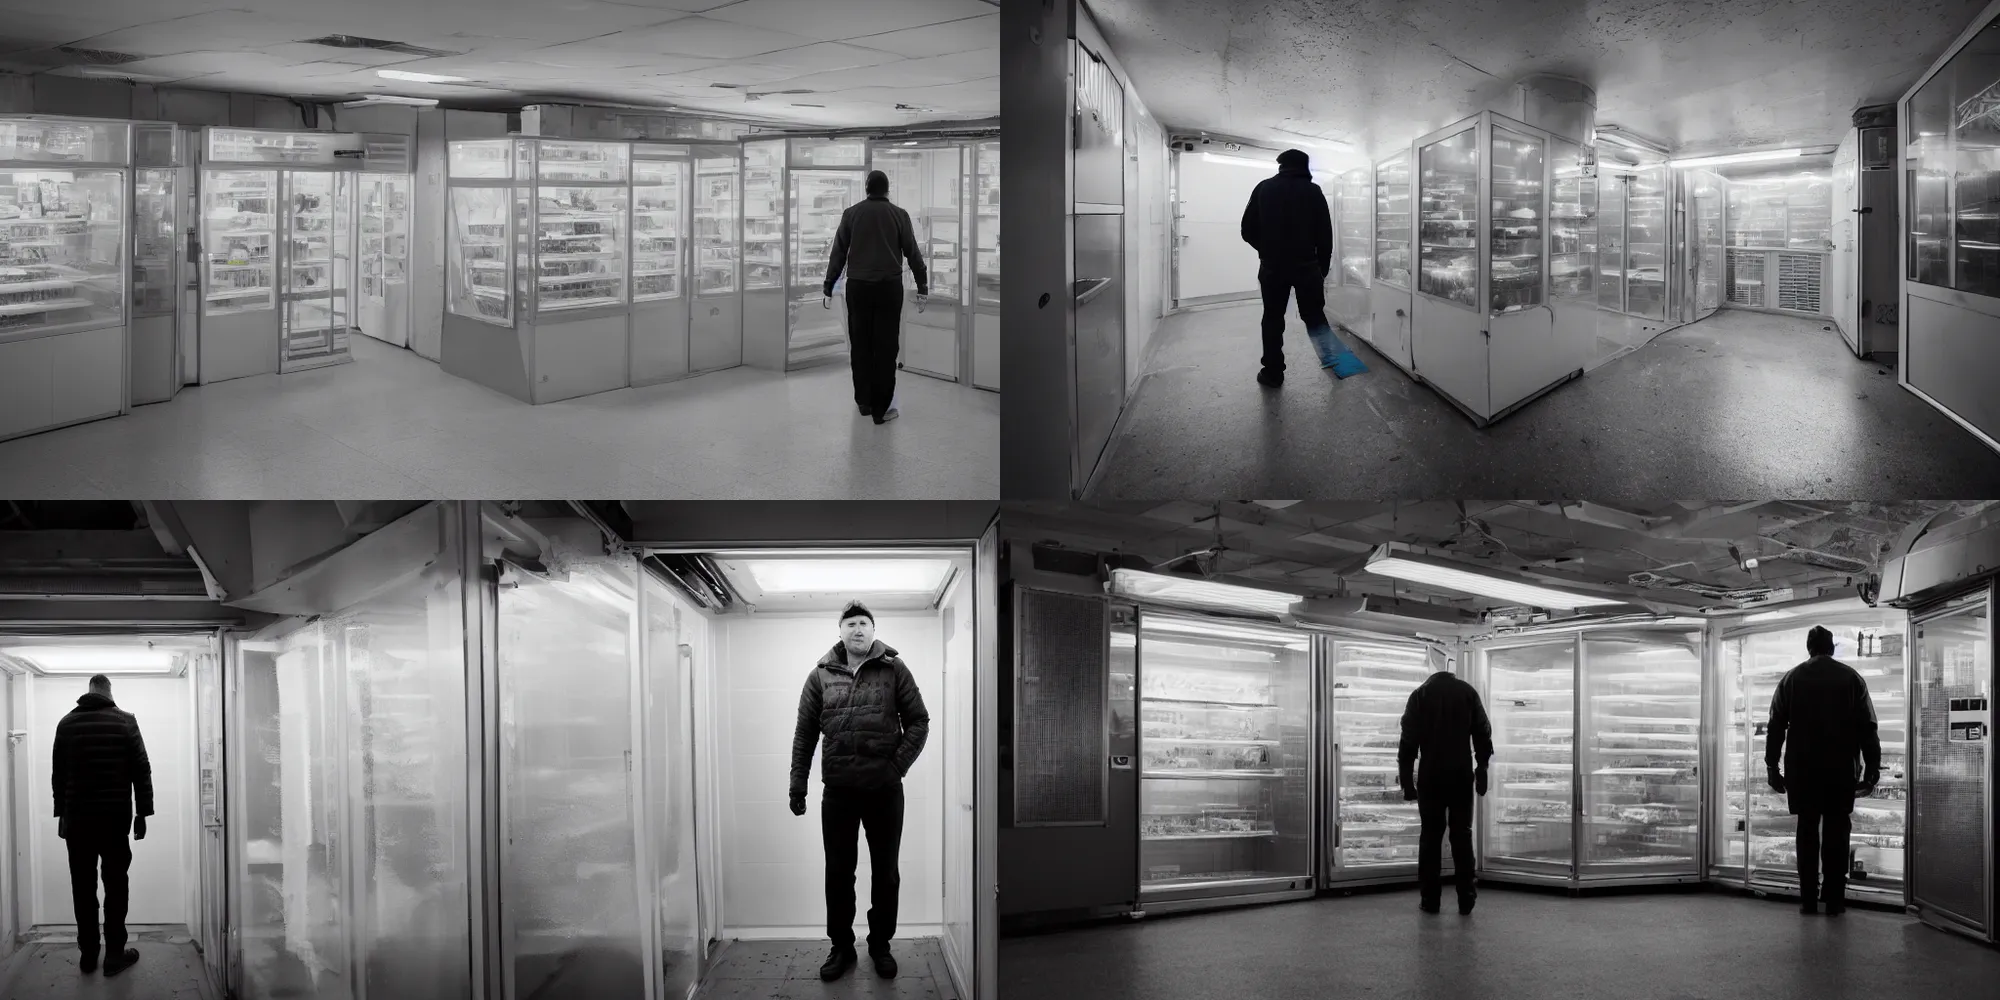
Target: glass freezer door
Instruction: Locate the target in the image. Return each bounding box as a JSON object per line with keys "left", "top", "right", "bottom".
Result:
{"left": 1327, "top": 639, "right": 1432, "bottom": 874}
{"left": 277, "top": 169, "right": 352, "bottom": 372}
{"left": 1910, "top": 595, "right": 1992, "bottom": 935}
{"left": 1138, "top": 615, "right": 1312, "bottom": 895}
{"left": 201, "top": 168, "right": 277, "bottom": 318}
{"left": 787, "top": 168, "right": 863, "bottom": 367}
{"left": 1577, "top": 632, "right": 1701, "bottom": 876}
{"left": 1482, "top": 640, "right": 1576, "bottom": 876}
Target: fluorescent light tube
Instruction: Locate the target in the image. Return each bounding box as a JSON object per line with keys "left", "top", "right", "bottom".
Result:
{"left": 1744, "top": 609, "right": 1793, "bottom": 623}
{"left": 1143, "top": 615, "right": 1309, "bottom": 647}
{"left": 343, "top": 96, "right": 439, "bottom": 108}
{"left": 1110, "top": 568, "right": 1301, "bottom": 617}
{"left": 1668, "top": 148, "right": 1803, "bottom": 169}
{"left": 1201, "top": 151, "right": 1276, "bottom": 170}
{"left": 7, "top": 645, "right": 179, "bottom": 673}
{"left": 378, "top": 69, "right": 466, "bottom": 84}
{"left": 748, "top": 558, "right": 950, "bottom": 595}
{"left": 1362, "top": 545, "right": 1624, "bottom": 610}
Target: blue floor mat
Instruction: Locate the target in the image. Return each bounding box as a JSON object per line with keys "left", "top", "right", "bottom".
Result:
{"left": 1308, "top": 324, "right": 1370, "bottom": 378}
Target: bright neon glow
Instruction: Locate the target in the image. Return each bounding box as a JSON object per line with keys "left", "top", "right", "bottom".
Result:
{"left": 1109, "top": 568, "right": 1300, "bottom": 617}
{"left": 5, "top": 645, "right": 178, "bottom": 673}
{"left": 1200, "top": 151, "right": 1277, "bottom": 170}
{"left": 748, "top": 558, "right": 952, "bottom": 595}
{"left": 1363, "top": 546, "right": 1624, "bottom": 610}
{"left": 1668, "top": 148, "right": 1803, "bottom": 169}
{"left": 377, "top": 69, "right": 467, "bottom": 84}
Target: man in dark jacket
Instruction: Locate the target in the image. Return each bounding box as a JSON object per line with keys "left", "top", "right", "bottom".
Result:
{"left": 1766, "top": 625, "right": 1882, "bottom": 915}
{"left": 52, "top": 674, "right": 153, "bottom": 976}
{"left": 790, "top": 600, "right": 930, "bottom": 981}
{"left": 1241, "top": 148, "right": 1361, "bottom": 385}
{"left": 824, "top": 170, "right": 929, "bottom": 425}
{"left": 1398, "top": 666, "right": 1494, "bottom": 914}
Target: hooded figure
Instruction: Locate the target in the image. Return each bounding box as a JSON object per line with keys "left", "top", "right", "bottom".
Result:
{"left": 1765, "top": 625, "right": 1882, "bottom": 914}
{"left": 1397, "top": 666, "right": 1494, "bottom": 914}
{"left": 1240, "top": 148, "right": 1357, "bottom": 385}
{"left": 52, "top": 674, "right": 153, "bottom": 977}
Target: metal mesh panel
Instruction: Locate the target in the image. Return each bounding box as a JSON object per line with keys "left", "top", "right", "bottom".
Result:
{"left": 1727, "top": 250, "right": 1765, "bottom": 305}
{"left": 1014, "top": 589, "right": 1107, "bottom": 825}
{"left": 1912, "top": 609, "right": 1990, "bottom": 926}
{"left": 1777, "top": 252, "right": 1823, "bottom": 313}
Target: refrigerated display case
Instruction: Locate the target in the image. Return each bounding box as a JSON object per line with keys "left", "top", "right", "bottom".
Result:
{"left": 1711, "top": 605, "right": 1910, "bottom": 905}
{"left": 356, "top": 151, "right": 412, "bottom": 348}
{"left": 1138, "top": 614, "right": 1313, "bottom": 906}
{"left": 1326, "top": 167, "right": 1373, "bottom": 344}
{"left": 1416, "top": 127, "right": 1479, "bottom": 309}
{"left": 1476, "top": 622, "right": 1705, "bottom": 886}
{"left": 130, "top": 122, "right": 185, "bottom": 407}
{"left": 1366, "top": 151, "right": 1414, "bottom": 371}
{"left": 740, "top": 139, "right": 785, "bottom": 367}
{"left": 1906, "top": 586, "right": 1993, "bottom": 941}
{"left": 789, "top": 139, "right": 868, "bottom": 370}
{"left": 1323, "top": 636, "right": 1438, "bottom": 884}
{"left": 973, "top": 140, "right": 1000, "bottom": 390}
{"left": 690, "top": 145, "right": 742, "bottom": 373}
{"left": 1593, "top": 163, "right": 1674, "bottom": 320}
{"left": 874, "top": 141, "right": 969, "bottom": 381}
{"left": 0, "top": 116, "right": 130, "bottom": 441}
{"left": 631, "top": 143, "right": 692, "bottom": 385}
{"left": 441, "top": 138, "right": 634, "bottom": 404}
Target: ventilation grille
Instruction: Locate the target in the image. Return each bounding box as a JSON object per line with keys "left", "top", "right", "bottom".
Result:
{"left": 299, "top": 34, "right": 456, "bottom": 58}
{"left": 1727, "top": 250, "right": 1764, "bottom": 306}
{"left": 363, "top": 135, "right": 411, "bottom": 173}
{"left": 1013, "top": 589, "right": 1107, "bottom": 826}
{"left": 1777, "top": 252, "right": 1822, "bottom": 313}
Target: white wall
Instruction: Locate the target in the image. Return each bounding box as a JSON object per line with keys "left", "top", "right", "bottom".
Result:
{"left": 1175, "top": 152, "right": 1267, "bottom": 302}
{"left": 1127, "top": 109, "right": 1169, "bottom": 389}
{"left": 715, "top": 613, "right": 945, "bottom": 939}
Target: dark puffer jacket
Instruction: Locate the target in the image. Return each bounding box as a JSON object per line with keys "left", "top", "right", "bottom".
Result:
{"left": 52, "top": 692, "right": 154, "bottom": 822}
{"left": 1240, "top": 160, "right": 1334, "bottom": 275}
{"left": 1766, "top": 654, "right": 1882, "bottom": 816}
{"left": 790, "top": 640, "right": 930, "bottom": 796}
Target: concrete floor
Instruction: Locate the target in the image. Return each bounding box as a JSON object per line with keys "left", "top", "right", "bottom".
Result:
{"left": 0, "top": 929, "right": 215, "bottom": 1000}
{"left": 1001, "top": 890, "right": 2000, "bottom": 1000}
{"left": 0, "top": 337, "right": 998, "bottom": 499}
{"left": 1087, "top": 304, "right": 2000, "bottom": 498}
{"left": 696, "top": 937, "right": 957, "bottom": 1000}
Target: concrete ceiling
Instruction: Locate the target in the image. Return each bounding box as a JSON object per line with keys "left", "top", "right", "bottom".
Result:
{"left": 0, "top": 0, "right": 998, "bottom": 127}
{"left": 1002, "top": 500, "right": 1995, "bottom": 616}
{"left": 1086, "top": 0, "right": 1984, "bottom": 167}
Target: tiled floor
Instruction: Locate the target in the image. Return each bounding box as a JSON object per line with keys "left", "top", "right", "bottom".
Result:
{"left": 0, "top": 929, "right": 215, "bottom": 1000}
{"left": 1087, "top": 304, "right": 2000, "bottom": 497}
{"left": 0, "top": 337, "right": 998, "bottom": 499}
{"left": 697, "top": 938, "right": 958, "bottom": 1000}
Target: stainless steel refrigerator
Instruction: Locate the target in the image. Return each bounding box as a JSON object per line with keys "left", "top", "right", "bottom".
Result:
{"left": 1320, "top": 633, "right": 1450, "bottom": 886}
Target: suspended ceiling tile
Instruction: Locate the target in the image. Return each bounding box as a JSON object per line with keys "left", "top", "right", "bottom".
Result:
{"left": 662, "top": 62, "right": 803, "bottom": 87}
{"left": 524, "top": 41, "right": 721, "bottom": 73}
{"left": 848, "top": 13, "right": 995, "bottom": 58}
{"left": 750, "top": 40, "right": 905, "bottom": 76}
{"left": 64, "top": 10, "right": 338, "bottom": 57}
{"left": 117, "top": 51, "right": 364, "bottom": 80}
{"left": 705, "top": 0, "right": 996, "bottom": 42}
{"left": 591, "top": 15, "right": 817, "bottom": 58}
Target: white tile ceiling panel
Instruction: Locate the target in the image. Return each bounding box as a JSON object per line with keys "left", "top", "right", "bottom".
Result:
{"left": 118, "top": 52, "right": 367, "bottom": 80}
{"left": 65, "top": 10, "right": 348, "bottom": 57}
{"left": 775, "top": 49, "right": 994, "bottom": 91}
{"left": 253, "top": 0, "right": 685, "bottom": 42}
{"left": 518, "top": 41, "right": 722, "bottom": 73}
{"left": 706, "top": 0, "right": 997, "bottom": 41}
{"left": 848, "top": 14, "right": 996, "bottom": 58}
{"left": 659, "top": 62, "right": 802, "bottom": 87}
{"left": 746, "top": 41, "right": 905, "bottom": 76}
{"left": 583, "top": 16, "right": 818, "bottom": 58}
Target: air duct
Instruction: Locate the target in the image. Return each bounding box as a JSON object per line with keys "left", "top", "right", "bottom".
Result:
{"left": 1496, "top": 74, "right": 1596, "bottom": 145}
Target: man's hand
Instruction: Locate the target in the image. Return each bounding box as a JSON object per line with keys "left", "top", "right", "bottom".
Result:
{"left": 1767, "top": 768, "right": 1787, "bottom": 794}
{"left": 822, "top": 294, "right": 832, "bottom": 309}
{"left": 790, "top": 794, "right": 806, "bottom": 817}
{"left": 1399, "top": 776, "right": 1417, "bottom": 802}
{"left": 58, "top": 816, "right": 67, "bottom": 840}
{"left": 1858, "top": 767, "right": 1880, "bottom": 796}
{"left": 915, "top": 291, "right": 928, "bottom": 314}
{"left": 133, "top": 816, "right": 146, "bottom": 841}
{"left": 1475, "top": 768, "right": 1489, "bottom": 797}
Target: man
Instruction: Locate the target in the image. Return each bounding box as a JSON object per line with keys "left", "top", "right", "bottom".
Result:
{"left": 790, "top": 600, "right": 930, "bottom": 981}
{"left": 1398, "top": 663, "right": 1494, "bottom": 915}
{"left": 824, "top": 170, "right": 929, "bottom": 425}
{"left": 1766, "top": 625, "right": 1882, "bottom": 915}
{"left": 52, "top": 674, "right": 153, "bottom": 977}
{"left": 1239, "top": 148, "right": 1366, "bottom": 386}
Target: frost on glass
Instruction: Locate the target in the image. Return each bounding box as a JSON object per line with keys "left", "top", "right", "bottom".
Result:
{"left": 644, "top": 574, "right": 702, "bottom": 999}
{"left": 500, "top": 554, "right": 644, "bottom": 1000}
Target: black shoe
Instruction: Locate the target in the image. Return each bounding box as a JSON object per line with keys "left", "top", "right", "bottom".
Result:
{"left": 1256, "top": 368, "right": 1284, "bottom": 388}
{"left": 870, "top": 946, "right": 898, "bottom": 979}
{"left": 859, "top": 404, "right": 870, "bottom": 416}
{"left": 103, "top": 948, "right": 139, "bottom": 977}
{"left": 1824, "top": 902, "right": 1846, "bottom": 916}
{"left": 1799, "top": 901, "right": 1819, "bottom": 915}
{"left": 1458, "top": 894, "right": 1477, "bottom": 915}
{"left": 820, "top": 947, "right": 857, "bottom": 981}
{"left": 1419, "top": 899, "right": 1441, "bottom": 914}
{"left": 79, "top": 949, "right": 98, "bottom": 974}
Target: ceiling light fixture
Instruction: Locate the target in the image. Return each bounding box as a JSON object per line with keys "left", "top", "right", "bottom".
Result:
{"left": 1362, "top": 544, "right": 1626, "bottom": 610}
{"left": 1109, "top": 568, "right": 1300, "bottom": 617}
{"left": 1200, "top": 151, "right": 1275, "bottom": 170}
{"left": 1142, "top": 614, "right": 1311, "bottom": 647}
{"left": 1594, "top": 125, "right": 1669, "bottom": 155}
{"left": 377, "top": 69, "right": 466, "bottom": 84}
{"left": 342, "top": 95, "right": 438, "bottom": 108}
{"left": 747, "top": 558, "right": 952, "bottom": 595}
{"left": 4, "top": 645, "right": 180, "bottom": 674}
{"left": 1668, "top": 148, "right": 1804, "bottom": 168}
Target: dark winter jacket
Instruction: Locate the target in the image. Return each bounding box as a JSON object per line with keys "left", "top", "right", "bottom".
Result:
{"left": 824, "top": 194, "right": 928, "bottom": 296}
{"left": 790, "top": 640, "right": 930, "bottom": 796}
{"left": 52, "top": 692, "right": 154, "bottom": 823}
{"left": 1398, "top": 671, "right": 1494, "bottom": 787}
{"left": 1766, "top": 654, "right": 1882, "bottom": 816}
{"left": 1241, "top": 162, "right": 1335, "bottom": 275}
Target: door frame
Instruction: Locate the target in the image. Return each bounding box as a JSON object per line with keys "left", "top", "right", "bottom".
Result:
{"left": 1906, "top": 583, "right": 1996, "bottom": 942}
{"left": 869, "top": 139, "right": 974, "bottom": 385}
{"left": 1316, "top": 629, "right": 1452, "bottom": 888}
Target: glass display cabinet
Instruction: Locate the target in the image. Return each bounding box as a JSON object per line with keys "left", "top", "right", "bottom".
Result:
{"left": 1722, "top": 169, "right": 1831, "bottom": 315}
{"left": 873, "top": 141, "right": 967, "bottom": 381}
{"left": 1475, "top": 622, "right": 1706, "bottom": 887}
{"left": 1905, "top": 587, "right": 1992, "bottom": 942}
{"left": 441, "top": 138, "right": 633, "bottom": 405}
{"left": 1409, "top": 111, "right": 1586, "bottom": 427}
{"left": 1711, "top": 604, "right": 1910, "bottom": 905}
{"left": 1326, "top": 167, "right": 1373, "bottom": 348}
{"left": 199, "top": 128, "right": 370, "bottom": 382}
{"left": 1137, "top": 614, "right": 1313, "bottom": 907}
{"left": 1596, "top": 163, "right": 1672, "bottom": 319}
{"left": 690, "top": 145, "right": 742, "bottom": 374}
{"left": 355, "top": 136, "right": 413, "bottom": 349}
{"left": 1365, "top": 151, "right": 1414, "bottom": 371}
{"left": 1322, "top": 636, "right": 1440, "bottom": 885}
{"left": 973, "top": 140, "right": 1000, "bottom": 390}
{"left": 0, "top": 116, "right": 130, "bottom": 442}
{"left": 737, "top": 137, "right": 870, "bottom": 373}
{"left": 789, "top": 138, "right": 868, "bottom": 370}
{"left": 631, "top": 143, "right": 693, "bottom": 386}
{"left": 740, "top": 139, "right": 786, "bottom": 368}
{"left": 130, "top": 121, "right": 185, "bottom": 406}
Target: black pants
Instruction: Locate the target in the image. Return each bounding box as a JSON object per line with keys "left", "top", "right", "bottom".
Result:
{"left": 1416, "top": 776, "right": 1476, "bottom": 904}
{"left": 822, "top": 784, "right": 904, "bottom": 950}
{"left": 64, "top": 815, "right": 133, "bottom": 957}
{"left": 844, "top": 278, "right": 904, "bottom": 417}
{"left": 1256, "top": 260, "right": 1330, "bottom": 373}
{"left": 1795, "top": 809, "right": 1853, "bottom": 906}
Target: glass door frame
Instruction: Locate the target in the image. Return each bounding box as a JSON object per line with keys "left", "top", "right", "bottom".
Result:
{"left": 1572, "top": 626, "right": 1704, "bottom": 882}
{"left": 275, "top": 165, "right": 356, "bottom": 373}
{"left": 785, "top": 138, "right": 868, "bottom": 371}
{"left": 1472, "top": 632, "right": 1579, "bottom": 885}
{"left": 1906, "top": 582, "right": 1996, "bottom": 942}
{"left": 1411, "top": 116, "right": 1482, "bottom": 315}
{"left": 1313, "top": 627, "right": 1449, "bottom": 887}
{"left": 868, "top": 138, "right": 974, "bottom": 383}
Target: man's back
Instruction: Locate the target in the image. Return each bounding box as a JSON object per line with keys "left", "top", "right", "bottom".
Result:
{"left": 1241, "top": 168, "right": 1333, "bottom": 269}
{"left": 53, "top": 692, "right": 152, "bottom": 821}
{"left": 1768, "top": 655, "right": 1879, "bottom": 781}
{"left": 1398, "top": 671, "right": 1494, "bottom": 777}
{"left": 829, "top": 197, "right": 926, "bottom": 287}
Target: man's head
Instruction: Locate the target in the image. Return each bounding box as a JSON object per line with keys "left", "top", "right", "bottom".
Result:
{"left": 865, "top": 170, "right": 889, "bottom": 197}
{"left": 839, "top": 600, "right": 876, "bottom": 654}
{"left": 1806, "top": 626, "right": 1836, "bottom": 656}
{"left": 88, "top": 674, "right": 111, "bottom": 697}
{"left": 1276, "top": 148, "right": 1310, "bottom": 171}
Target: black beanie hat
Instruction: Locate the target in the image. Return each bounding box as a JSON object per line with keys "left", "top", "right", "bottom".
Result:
{"left": 1276, "top": 148, "right": 1309, "bottom": 169}
{"left": 1806, "top": 625, "right": 1835, "bottom": 655}
{"left": 840, "top": 600, "right": 875, "bottom": 625}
